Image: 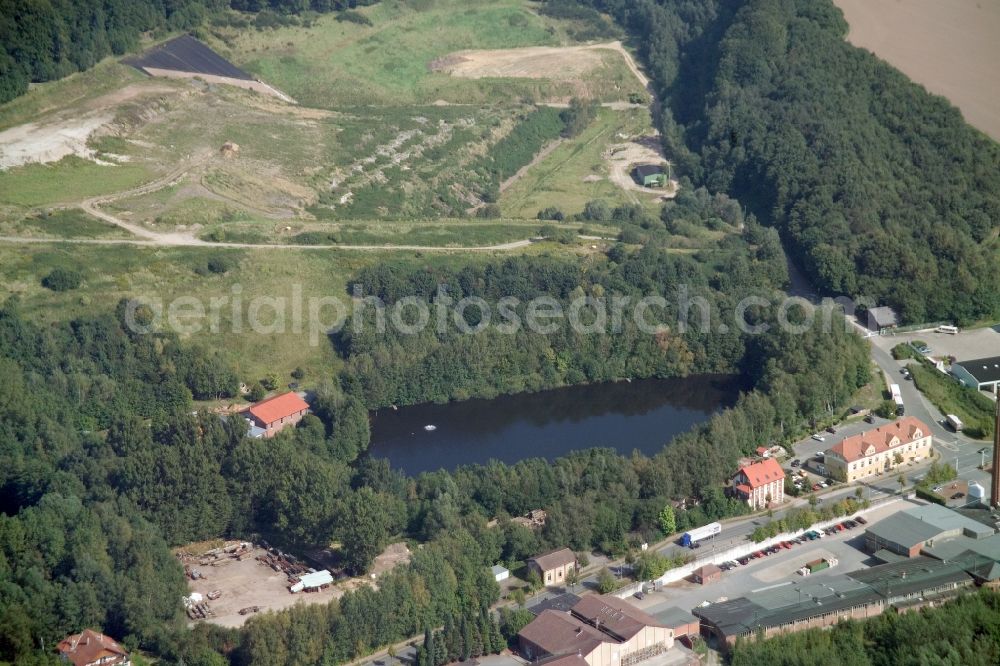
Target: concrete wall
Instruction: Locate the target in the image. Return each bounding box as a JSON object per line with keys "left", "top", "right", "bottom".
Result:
{"left": 644, "top": 498, "right": 902, "bottom": 588}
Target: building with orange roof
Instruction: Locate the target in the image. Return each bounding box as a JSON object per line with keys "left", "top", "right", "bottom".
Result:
{"left": 57, "top": 629, "right": 130, "bottom": 666}
{"left": 243, "top": 391, "right": 310, "bottom": 438}
{"left": 824, "top": 417, "right": 932, "bottom": 483}
{"left": 732, "top": 457, "right": 785, "bottom": 510}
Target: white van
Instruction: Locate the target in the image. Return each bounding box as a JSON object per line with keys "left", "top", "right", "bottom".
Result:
{"left": 936, "top": 325, "right": 958, "bottom": 334}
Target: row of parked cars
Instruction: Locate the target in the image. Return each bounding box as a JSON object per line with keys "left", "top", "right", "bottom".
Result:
{"left": 721, "top": 516, "right": 869, "bottom": 568}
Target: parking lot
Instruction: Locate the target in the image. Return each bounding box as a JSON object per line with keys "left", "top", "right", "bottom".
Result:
{"left": 870, "top": 325, "right": 1000, "bottom": 363}
{"left": 636, "top": 500, "right": 910, "bottom": 617}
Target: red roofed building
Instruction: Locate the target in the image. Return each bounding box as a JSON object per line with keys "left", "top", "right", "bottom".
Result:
{"left": 244, "top": 391, "right": 309, "bottom": 438}
{"left": 732, "top": 457, "right": 785, "bottom": 510}
{"left": 825, "top": 417, "right": 932, "bottom": 482}
{"left": 57, "top": 629, "right": 130, "bottom": 666}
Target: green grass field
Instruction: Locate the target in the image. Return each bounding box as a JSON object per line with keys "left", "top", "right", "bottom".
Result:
{"left": 0, "top": 157, "right": 152, "bottom": 208}
{"left": 6, "top": 208, "right": 131, "bottom": 239}
{"left": 500, "top": 107, "right": 660, "bottom": 219}
{"left": 0, "top": 239, "right": 593, "bottom": 381}
{"left": 208, "top": 0, "right": 642, "bottom": 108}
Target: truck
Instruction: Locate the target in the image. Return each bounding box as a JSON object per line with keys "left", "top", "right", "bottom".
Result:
{"left": 946, "top": 414, "right": 964, "bottom": 432}
{"left": 679, "top": 522, "right": 722, "bottom": 548}
{"left": 798, "top": 557, "right": 838, "bottom": 576}
{"left": 890, "top": 384, "right": 905, "bottom": 416}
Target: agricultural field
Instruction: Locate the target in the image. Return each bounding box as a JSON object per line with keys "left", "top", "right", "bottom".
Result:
{"left": 834, "top": 0, "right": 1000, "bottom": 141}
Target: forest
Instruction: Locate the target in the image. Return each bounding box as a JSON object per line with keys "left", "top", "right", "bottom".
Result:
{"left": 0, "top": 226, "right": 871, "bottom": 663}
{"left": 576, "top": 0, "right": 1000, "bottom": 324}
{"left": 730, "top": 589, "right": 1000, "bottom": 665}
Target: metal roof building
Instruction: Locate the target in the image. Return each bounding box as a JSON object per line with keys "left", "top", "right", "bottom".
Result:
{"left": 864, "top": 503, "right": 995, "bottom": 557}
{"left": 694, "top": 557, "right": 974, "bottom": 648}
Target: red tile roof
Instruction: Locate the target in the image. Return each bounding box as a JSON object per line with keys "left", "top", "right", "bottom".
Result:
{"left": 57, "top": 630, "right": 129, "bottom": 666}
{"left": 828, "top": 417, "right": 930, "bottom": 463}
{"left": 247, "top": 392, "right": 309, "bottom": 426}
{"left": 734, "top": 457, "right": 785, "bottom": 489}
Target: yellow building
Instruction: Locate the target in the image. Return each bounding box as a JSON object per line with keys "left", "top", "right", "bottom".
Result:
{"left": 825, "top": 417, "right": 932, "bottom": 483}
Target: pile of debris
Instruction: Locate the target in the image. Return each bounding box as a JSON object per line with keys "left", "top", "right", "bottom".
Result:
{"left": 256, "top": 547, "right": 309, "bottom": 576}
{"left": 184, "top": 592, "right": 216, "bottom": 620}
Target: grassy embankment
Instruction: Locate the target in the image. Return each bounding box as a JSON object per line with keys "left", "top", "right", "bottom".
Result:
{"left": 907, "top": 360, "right": 995, "bottom": 439}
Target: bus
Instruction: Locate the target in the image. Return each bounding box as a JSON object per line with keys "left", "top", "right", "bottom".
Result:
{"left": 936, "top": 325, "right": 959, "bottom": 335}
{"left": 890, "top": 384, "right": 905, "bottom": 416}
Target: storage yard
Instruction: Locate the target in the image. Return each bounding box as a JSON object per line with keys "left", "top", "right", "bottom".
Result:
{"left": 176, "top": 540, "right": 412, "bottom": 628}
{"left": 177, "top": 541, "right": 339, "bottom": 628}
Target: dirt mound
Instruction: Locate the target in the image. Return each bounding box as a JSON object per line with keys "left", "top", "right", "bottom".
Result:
{"left": 604, "top": 138, "right": 678, "bottom": 198}
{"left": 432, "top": 45, "right": 605, "bottom": 80}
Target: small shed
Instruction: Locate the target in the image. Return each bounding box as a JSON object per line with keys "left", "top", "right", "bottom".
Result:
{"left": 633, "top": 163, "right": 666, "bottom": 187}
{"left": 491, "top": 565, "right": 510, "bottom": 582}
{"left": 290, "top": 569, "right": 334, "bottom": 593}
{"left": 866, "top": 306, "right": 898, "bottom": 333}
{"left": 693, "top": 563, "right": 722, "bottom": 585}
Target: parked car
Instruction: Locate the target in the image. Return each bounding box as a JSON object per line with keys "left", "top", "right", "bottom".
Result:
{"left": 634, "top": 591, "right": 645, "bottom": 600}
{"left": 738, "top": 556, "right": 750, "bottom": 565}
{"left": 813, "top": 483, "right": 822, "bottom": 491}
{"left": 811, "top": 434, "right": 825, "bottom": 442}
{"left": 791, "top": 459, "right": 800, "bottom": 467}
{"left": 855, "top": 516, "right": 867, "bottom": 525}
{"left": 864, "top": 415, "right": 875, "bottom": 423}
{"left": 826, "top": 426, "right": 836, "bottom": 434}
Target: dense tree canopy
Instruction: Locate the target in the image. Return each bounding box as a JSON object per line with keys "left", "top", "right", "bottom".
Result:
{"left": 576, "top": 0, "right": 999, "bottom": 323}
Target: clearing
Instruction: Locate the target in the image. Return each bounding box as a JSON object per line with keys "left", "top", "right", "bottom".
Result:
{"left": 179, "top": 541, "right": 412, "bottom": 628}
{"left": 834, "top": 0, "right": 1000, "bottom": 141}
{"left": 501, "top": 107, "right": 676, "bottom": 219}
{"left": 429, "top": 41, "right": 648, "bottom": 101}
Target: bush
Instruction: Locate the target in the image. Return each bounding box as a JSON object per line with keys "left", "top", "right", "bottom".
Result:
{"left": 891, "top": 343, "right": 919, "bottom": 360}
{"left": 335, "top": 10, "right": 372, "bottom": 26}
{"left": 247, "top": 382, "right": 267, "bottom": 402}
{"left": 41, "top": 267, "right": 82, "bottom": 291}
{"left": 596, "top": 567, "right": 618, "bottom": 594}
{"left": 537, "top": 207, "right": 564, "bottom": 221}
{"left": 477, "top": 204, "right": 501, "bottom": 219}
{"left": 582, "top": 199, "right": 611, "bottom": 221}
{"left": 207, "top": 255, "right": 234, "bottom": 274}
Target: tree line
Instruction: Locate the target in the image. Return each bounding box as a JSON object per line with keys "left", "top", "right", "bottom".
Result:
{"left": 730, "top": 589, "right": 1000, "bottom": 665}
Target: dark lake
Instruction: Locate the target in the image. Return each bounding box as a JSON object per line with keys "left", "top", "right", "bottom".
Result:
{"left": 368, "top": 375, "right": 744, "bottom": 474}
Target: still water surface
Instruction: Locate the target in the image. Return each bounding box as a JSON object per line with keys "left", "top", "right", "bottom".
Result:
{"left": 368, "top": 375, "right": 743, "bottom": 474}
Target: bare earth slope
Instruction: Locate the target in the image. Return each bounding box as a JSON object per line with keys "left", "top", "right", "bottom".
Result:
{"left": 834, "top": 0, "right": 1000, "bottom": 141}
